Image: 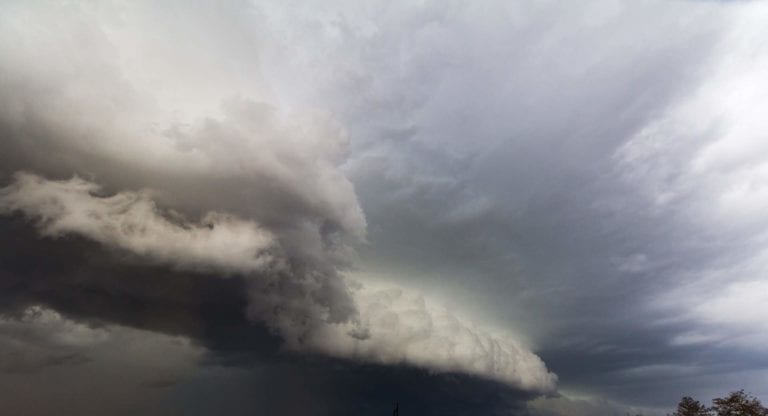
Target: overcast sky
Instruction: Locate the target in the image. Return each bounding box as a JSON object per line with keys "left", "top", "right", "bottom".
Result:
{"left": 1, "top": 1, "right": 767, "bottom": 415}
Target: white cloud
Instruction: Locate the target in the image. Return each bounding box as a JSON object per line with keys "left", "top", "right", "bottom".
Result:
{"left": 0, "top": 172, "right": 278, "bottom": 274}
{"left": 0, "top": 171, "right": 556, "bottom": 391}
{"left": 662, "top": 278, "right": 768, "bottom": 348}
{"left": 614, "top": 2, "right": 768, "bottom": 351}
{"left": 288, "top": 280, "right": 557, "bottom": 392}
{"left": 0, "top": 0, "right": 366, "bottom": 243}
{"left": 615, "top": 2, "right": 768, "bottom": 232}
{"left": 0, "top": 0, "right": 370, "bottom": 379}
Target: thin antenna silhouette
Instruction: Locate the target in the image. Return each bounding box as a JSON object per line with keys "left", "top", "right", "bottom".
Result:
{"left": 393, "top": 402, "right": 399, "bottom": 416}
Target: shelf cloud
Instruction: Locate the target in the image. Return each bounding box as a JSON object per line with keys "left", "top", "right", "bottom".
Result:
{"left": 3, "top": 0, "right": 768, "bottom": 414}
{"left": 0, "top": 0, "right": 554, "bottom": 395}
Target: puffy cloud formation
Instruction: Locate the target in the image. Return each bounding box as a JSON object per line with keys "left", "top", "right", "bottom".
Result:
{"left": 0, "top": 0, "right": 555, "bottom": 392}
{"left": 12, "top": 0, "right": 768, "bottom": 411}
{"left": 0, "top": 0, "right": 365, "bottom": 242}
{"left": 0, "top": 172, "right": 277, "bottom": 273}
{"left": 0, "top": 173, "right": 556, "bottom": 392}
{"left": 285, "top": 281, "right": 556, "bottom": 390}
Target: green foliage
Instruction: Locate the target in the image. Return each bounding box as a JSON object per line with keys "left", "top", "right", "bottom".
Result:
{"left": 711, "top": 390, "right": 768, "bottom": 416}
{"left": 672, "top": 396, "right": 711, "bottom": 416}
{"left": 669, "top": 391, "right": 768, "bottom": 416}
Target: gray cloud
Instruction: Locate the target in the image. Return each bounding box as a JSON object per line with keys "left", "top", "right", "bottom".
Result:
{"left": 246, "top": 0, "right": 768, "bottom": 410}
{"left": 0, "top": 214, "right": 545, "bottom": 415}
{"left": 0, "top": 304, "right": 203, "bottom": 416}
{"left": 2, "top": 0, "right": 768, "bottom": 413}
{"left": 0, "top": 0, "right": 555, "bottom": 394}
{"left": 0, "top": 172, "right": 556, "bottom": 391}
{"left": 0, "top": 172, "right": 278, "bottom": 274}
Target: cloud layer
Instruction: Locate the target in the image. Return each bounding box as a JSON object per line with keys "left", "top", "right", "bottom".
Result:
{"left": 0, "top": 304, "right": 203, "bottom": 416}
{"left": 3, "top": 0, "right": 768, "bottom": 413}
{"left": 0, "top": 173, "right": 277, "bottom": 273}
{"left": 0, "top": 0, "right": 555, "bottom": 394}
{"left": 287, "top": 281, "right": 556, "bottom": 390}
{"left": 245, "top": 0, "right": 768, "bottom": 410}
{"left": 0, "top": 171, "right": 555, "bottom": 391}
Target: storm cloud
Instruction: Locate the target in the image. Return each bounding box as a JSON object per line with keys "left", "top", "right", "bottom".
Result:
{"left": 0, "top": 0, "right": 556, "bottom": 407}
{"left": 2, "top": 0, "right": 768, "bottom": 414}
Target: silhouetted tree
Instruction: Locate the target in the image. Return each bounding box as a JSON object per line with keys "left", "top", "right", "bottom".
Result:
{"left": 671, "top": 396, "right": 711, "bottom": 416}
{"left": 711, "top": 390, "right": 768, "bottom": 416}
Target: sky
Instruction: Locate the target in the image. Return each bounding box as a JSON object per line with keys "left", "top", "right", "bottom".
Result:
{"left": 0, "top": 1, "right": 767, "bottom": 415}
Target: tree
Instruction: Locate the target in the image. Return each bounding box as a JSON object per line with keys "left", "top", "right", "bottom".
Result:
{"left": 671, "top": 396, "right": 711, "bottom": 416}
{"left": 711, "top": 390, "right": 768, "bottom": 416}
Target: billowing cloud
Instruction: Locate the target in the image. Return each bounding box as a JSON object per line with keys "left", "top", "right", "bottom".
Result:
{"left": 0, "top": 172, "right": 277, "bottom": 273}
{"left": 4, "top": 0, "right": 768, "bottom": 413}
{"left": 0, "top": 173, "right": 555, "bottom": 391}
{"left": 244, "top": 0, "right": 768, "bottom": 410}
{"left": 284, "top": 280, "right": 556, "bottom": 390}
{"left": 0, "top": 0, "right": 555, "bottom": 393}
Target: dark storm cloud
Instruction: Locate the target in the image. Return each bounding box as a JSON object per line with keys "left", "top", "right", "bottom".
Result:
{"left": 0, "top": 214, "right": 542, "bottom": 415}
{"left": 2, "top": 0, "right": 768, "bottom": 414}
{"left": 251, "top": 0, "right": 768, "bottom": 412}
{"left": 0, "top": 2, "right": 555, "bottom": 412}
{"left": 175, "top": 358, "right": 540, "bottom": 416}
{"left": 0, "top": 214, "right": 277, "bottom": 352}
{"left": 0, "top": 172, "right": 555, "bottom": 390}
